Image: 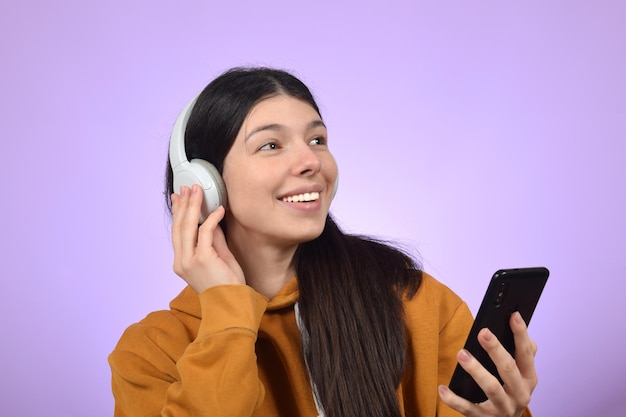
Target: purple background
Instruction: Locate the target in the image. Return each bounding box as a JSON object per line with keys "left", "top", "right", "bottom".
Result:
{"left": 2, "top": 1, "right": 624, "bottom": 416}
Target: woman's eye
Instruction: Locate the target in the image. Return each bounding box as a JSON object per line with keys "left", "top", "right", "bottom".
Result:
{"left": 259, "top": 142, "right": 278, "bottom": 151}
{"left": 309, "top": 136, "right": 326, "bottom": 146}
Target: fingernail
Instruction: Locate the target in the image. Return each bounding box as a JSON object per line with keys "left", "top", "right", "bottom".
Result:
{"left": 438, "top": 385, "right": 449, "bottom": 396}
{"left": 514, "top": 311, "right": 523, "bottom": 324}
{"left": 192, "top": 184, "right": 198, "bottom": 194}
{"left": 459, "top": 349, "right": 471, "bottom": 363}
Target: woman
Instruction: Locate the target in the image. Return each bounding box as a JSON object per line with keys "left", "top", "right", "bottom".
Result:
{"left": 109, "top": 67, "right": 537, "bottom": 417}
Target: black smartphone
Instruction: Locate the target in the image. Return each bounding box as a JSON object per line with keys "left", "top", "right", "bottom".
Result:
{"left": 448, "top": 267, "right": 549, "bottom": 403}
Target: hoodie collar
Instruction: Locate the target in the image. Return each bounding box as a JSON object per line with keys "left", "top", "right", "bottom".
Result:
{"left": 170, "top": 277, "right": 300, "bottom": 318}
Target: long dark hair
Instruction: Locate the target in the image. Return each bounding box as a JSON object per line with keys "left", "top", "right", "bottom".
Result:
{"left": 165, "top": 67, "right": 422, "bottom": 417}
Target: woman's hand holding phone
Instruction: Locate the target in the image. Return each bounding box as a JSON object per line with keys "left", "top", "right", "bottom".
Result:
{"left": 438, "top": 312, "right": 538, "bottom": 417}
{"left": 171, "top": 184, "right": 245, "bottom": 294}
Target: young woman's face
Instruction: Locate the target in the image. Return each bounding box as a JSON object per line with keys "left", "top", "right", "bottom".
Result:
{"left": 222, "top": 95, "right": 338, "bottom": 247}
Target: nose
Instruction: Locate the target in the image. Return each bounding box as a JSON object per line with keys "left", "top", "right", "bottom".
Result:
{"left": 293, "top": 142, "right": 322, "bottom": 176}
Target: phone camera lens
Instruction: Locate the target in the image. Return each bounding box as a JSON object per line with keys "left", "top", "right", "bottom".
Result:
{"left": 494, "top": 282, "right": 509, "bottom": 306}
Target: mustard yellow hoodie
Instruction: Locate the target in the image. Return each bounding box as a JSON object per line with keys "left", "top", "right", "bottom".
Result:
{"left": 109, "top": 273, "right": 532, "bottom": 417}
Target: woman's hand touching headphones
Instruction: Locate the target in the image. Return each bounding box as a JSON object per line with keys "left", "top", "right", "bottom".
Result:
{"left": 171, "top": 184, "right": 245, "bottom": 294}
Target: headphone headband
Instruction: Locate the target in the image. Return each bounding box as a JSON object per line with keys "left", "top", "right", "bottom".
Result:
{"left": 169, "top": 95, "right": 199, "bottom": 170}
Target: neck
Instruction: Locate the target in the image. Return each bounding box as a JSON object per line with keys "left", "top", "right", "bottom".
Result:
{"left": 226, "top": 228, "right": 298, "bottom": 299}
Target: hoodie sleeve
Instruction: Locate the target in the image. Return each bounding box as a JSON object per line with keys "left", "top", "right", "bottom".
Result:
{"left": 109, "top": 285, "right": 269, "bottom": 417}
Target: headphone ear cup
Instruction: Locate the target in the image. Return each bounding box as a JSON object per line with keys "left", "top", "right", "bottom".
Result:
{"left": 192, "top": 159, "right": 227, "bottom": 219}
{"left": 172, "top": 159, "right": 227, "bottom": 224}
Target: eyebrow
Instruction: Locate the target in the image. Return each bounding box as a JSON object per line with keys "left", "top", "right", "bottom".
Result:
{"left": 245, "top": 120, "right": 326, "bottom": 141}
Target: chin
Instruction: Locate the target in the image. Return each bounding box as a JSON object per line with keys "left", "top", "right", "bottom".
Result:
{"left": 288, "top": 224, "right": 326, "bottom": 245}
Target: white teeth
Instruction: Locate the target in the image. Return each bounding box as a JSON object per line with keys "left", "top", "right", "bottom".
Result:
{"left": 282, "top": 192, "right": 320, "bottom": 202}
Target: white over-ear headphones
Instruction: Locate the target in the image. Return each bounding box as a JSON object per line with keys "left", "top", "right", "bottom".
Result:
{"left": 169, "top": 96, "right": 227, "bottom": 224}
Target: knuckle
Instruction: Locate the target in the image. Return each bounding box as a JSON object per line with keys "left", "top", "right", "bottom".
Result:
{"left": 520, "top": 341, "right": 536, "bottom": 358}
{"left": 505, "top": 404, "right": 517, "bottom": 417}
{"left": 482, "top": 379, "right": 502, "bottom": 398}
{"left": 466, "top": 360, "right": 482, "bottom": 374}
{"left": 456, "top": 403, "right": 474, "bottom": 416}
{"left": 180, "top": 258, "right": 194, "bottom": 272}
{"left": 513, "top": 391, "right": 532, "bottom": 408}
{"left": 500, "top": 356, "right": 518, "bottom": 374}
{"left": 173, "top": 263, "right": 184, "bottom": 276}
